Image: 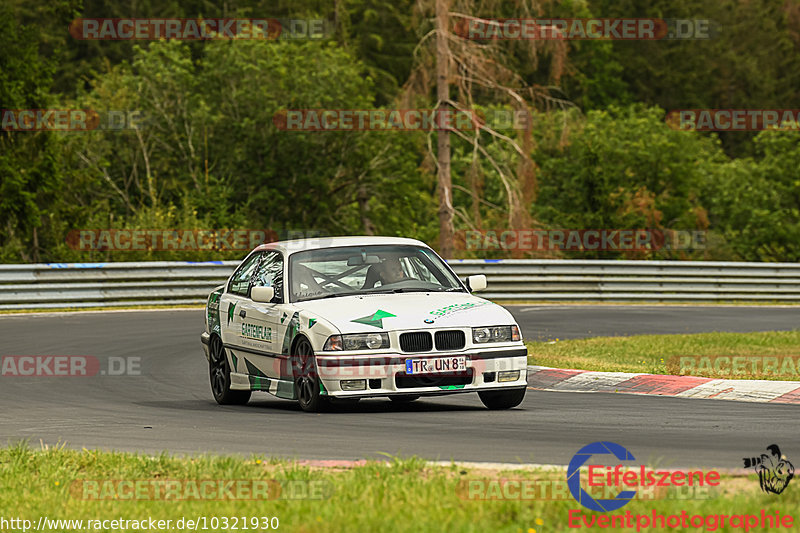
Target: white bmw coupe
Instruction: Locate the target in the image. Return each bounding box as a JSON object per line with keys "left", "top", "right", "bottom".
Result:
{"left": 201, "top": 236, "right": 528, "bottom": 412}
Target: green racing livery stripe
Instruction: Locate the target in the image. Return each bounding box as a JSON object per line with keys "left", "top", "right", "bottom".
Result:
{"left": 207, "top": 288, "right": 223, "bottom": 336}
{"left": 280, "top": 312, "right": 301, "bottom": 355}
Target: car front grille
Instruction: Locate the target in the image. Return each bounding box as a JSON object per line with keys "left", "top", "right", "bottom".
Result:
{"left": 399, "top": 332, "right": 433, "bottom": 352}
{"left": 434, "top": 330, "right": 466, "bottom": 351}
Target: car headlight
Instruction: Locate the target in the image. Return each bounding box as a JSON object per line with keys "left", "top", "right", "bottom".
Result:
{"left": 472, "top": 325, "right": 521, "bottom": 343}
{"left": 323, "top": 333, "right": 390, "bottom": 351}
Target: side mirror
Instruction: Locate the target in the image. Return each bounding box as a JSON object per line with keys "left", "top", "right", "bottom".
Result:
{"left": 251, "top": 286, "right": 276, "bottom": 303}
{"left": 465, "top": 274, "right": 487, "bottom": 292}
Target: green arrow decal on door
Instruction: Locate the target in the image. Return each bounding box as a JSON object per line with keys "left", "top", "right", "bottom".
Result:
{"left": 227, "top": 302, "right": 237, "bottom": 326}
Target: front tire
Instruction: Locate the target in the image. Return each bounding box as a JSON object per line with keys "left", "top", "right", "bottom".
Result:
{"left": 209, "top": 335, "right": 251, "bottom": 405}
{"left": 478, "top": 387, "right": 526, "bottom": 410}
{"left": 293, "top": 337, "right": 328, "bottom": 412}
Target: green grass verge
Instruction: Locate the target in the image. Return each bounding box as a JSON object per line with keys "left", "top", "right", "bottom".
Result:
{"left": 0, "top": 444, "right": 793, "bottom": 533}
{"left": 527, "top": 331, "right": 800, "bottom": 379}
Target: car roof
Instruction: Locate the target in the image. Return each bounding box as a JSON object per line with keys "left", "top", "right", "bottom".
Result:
{"left": 252, "top": 235, "right": 431, "bottom": 255}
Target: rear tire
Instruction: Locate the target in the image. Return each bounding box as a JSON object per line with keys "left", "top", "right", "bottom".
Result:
{"left": 478, "top": 387, "right": 526, "bottom": 410}
{"left": 293, "top": 337, "right": 328, "bottom": 412}
{"left": 209, "top": 335, "right": 251, "bottom": 405}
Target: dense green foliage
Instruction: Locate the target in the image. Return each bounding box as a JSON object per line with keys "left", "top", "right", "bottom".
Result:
{"left": 1, "top": 0, "right": 799, "bottom": 262}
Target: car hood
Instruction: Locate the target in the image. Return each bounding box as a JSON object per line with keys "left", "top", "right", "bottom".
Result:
{"left": 293, "top": 291, "right": 515, "bottom": 333}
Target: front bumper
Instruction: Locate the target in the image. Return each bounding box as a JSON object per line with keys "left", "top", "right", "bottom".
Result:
{"left": 315, "top": 347, "right": 528, "bottom": 398}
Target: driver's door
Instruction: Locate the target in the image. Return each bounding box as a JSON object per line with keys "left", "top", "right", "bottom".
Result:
{"left": 220, "top": 251, "right": 262, "bottom": 388}
{"left": 237, "top": 251, "right": 285, "bottom": 380}
{"left": 221, "top": 251, "right": 262, "bottom": 350}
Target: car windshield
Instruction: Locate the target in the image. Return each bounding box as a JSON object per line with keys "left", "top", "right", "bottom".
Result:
{"left": 289, "top": 245, "right": 465, "bottom": 302}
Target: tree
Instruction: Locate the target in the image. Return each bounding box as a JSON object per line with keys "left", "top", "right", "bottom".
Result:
{"left": 589, "top": 0, "right": 800, "bottom": 158}
{"left": 530, "top": 105, "right": 724, "bottom": 259}
{"left": 435, "top": 0, "right": 454, "bottom": 257}
{"left": 56, "top": 37, "right": 436, "bottom": 262}
{"left": 403, "top": 0, "right": 569, "bottom": 257}
{"left": 701, "top": 128, "right": 800, "bottom": 261}
{"left": 0, "top": 2, "right": 64, "bottom": 262}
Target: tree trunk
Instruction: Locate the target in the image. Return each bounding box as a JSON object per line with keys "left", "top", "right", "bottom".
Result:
{"left": 436, "top": 0, "right": 454, "bottom": 258}
{"left": 357, "top": 185, "right": 376, "bottom": 236}
{"left": 32, "top": 225, "right": 39, "bottom": 263}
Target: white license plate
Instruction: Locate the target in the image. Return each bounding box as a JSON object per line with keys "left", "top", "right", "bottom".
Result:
{"left": 405, "top": 356, "right": 467, "bottom": 375}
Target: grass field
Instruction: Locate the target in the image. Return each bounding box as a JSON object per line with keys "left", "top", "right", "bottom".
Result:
{"left": 527, "top": 331, "right": 800, "bottom": 380}
{"left": 0, "top": 444, "right": 795, "bottom": 533}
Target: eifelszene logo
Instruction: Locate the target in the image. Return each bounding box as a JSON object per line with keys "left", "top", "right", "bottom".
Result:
{"left": 743, "top": 445, "right": 794, "bottom": 494}
{"left": 567, "top": 441, "right": 721, "bottom": 512}
{"left": 568, "top": 441, "right": 637, "bottom": 512}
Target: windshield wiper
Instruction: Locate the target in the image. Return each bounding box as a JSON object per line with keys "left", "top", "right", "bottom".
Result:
{"left": 296, "top": 292, "right": 353, "bottom": 302}
{"left": 365, "top": 288, "right": 434, "bottom": 294}
{"left": 319, "top": 292, "right": 353, "bottom": 299}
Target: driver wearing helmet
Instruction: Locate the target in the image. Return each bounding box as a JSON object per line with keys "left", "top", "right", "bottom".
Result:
{"left": 363, "top": 257, "right": 409, "bottom": 288}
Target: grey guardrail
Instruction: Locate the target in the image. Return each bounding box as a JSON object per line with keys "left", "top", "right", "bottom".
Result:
{"left": 449, "top": 259, "right": 800, "bottom": 302}
{"left": 0, "top": 261, "right": 238, "bottom": 310}
{"left": 0, "top": 259, "right": 798, "bottom": 310}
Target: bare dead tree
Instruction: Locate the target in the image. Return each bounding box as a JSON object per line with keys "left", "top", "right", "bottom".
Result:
{"left": 435, "top": 0, "right": 455, "bottom": 258}
{"left": 404, "top": 0, "right": 573, "bottom": 257}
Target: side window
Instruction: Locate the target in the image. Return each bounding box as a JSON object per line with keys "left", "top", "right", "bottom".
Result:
{"left": 251, "top": 251, "right": 284, "bottom": 302}
{"left": 229, "top": 252, "right": 262, "bottom": 296}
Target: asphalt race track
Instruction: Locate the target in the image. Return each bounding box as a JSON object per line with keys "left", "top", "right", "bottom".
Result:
{"left": 1, "top": 306, "right": 798, "bottom": 469}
